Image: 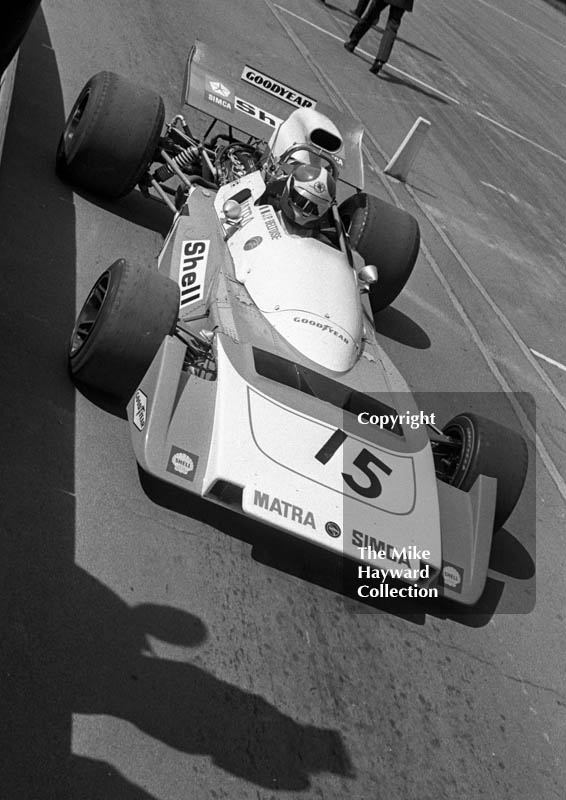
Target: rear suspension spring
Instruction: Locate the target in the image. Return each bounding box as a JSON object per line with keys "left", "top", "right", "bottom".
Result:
{"left": 153, "top": 145, "right": 200, "bottom": 182}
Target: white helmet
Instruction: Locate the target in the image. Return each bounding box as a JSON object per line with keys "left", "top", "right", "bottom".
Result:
{"left": 280, "top": 163, "right": 336, "bottom": 227}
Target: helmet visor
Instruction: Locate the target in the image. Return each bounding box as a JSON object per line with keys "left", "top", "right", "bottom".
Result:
{"left": 289, "top": 184, "right": 319, "bottom": 217}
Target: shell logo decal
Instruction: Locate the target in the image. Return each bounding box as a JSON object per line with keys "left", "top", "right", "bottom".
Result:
{"left": 167, "top": 447, "right": 199, "bottom": 481}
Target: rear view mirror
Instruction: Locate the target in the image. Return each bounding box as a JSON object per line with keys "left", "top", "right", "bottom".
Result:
{"left": 357, "top": 264, "right": 378, "bottom": 285}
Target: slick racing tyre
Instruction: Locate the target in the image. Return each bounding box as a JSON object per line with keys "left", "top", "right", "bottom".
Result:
{"left": 69, "top": 259, "right": 179, "bottom": 404}
{"left": 56, "top": 71, "right": 164, "bottom": 198}
{"left": 441, "top": 412, "right": 528, "bottom": 531}
{"left": 339, "top": 193, "right": 420, "bottom": 313}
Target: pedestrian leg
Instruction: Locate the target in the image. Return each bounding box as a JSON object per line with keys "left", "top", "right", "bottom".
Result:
{"left": 374, "top": 6, "right": 404, "bottom": 64}
{"left": 351, "top": 0, "right": 371, "bottom": 17}
{"left": 345, "top": 0, "right": 386, "bottom": 49}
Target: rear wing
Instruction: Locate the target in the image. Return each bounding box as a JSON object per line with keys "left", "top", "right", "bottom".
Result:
{"left": 183, "top": 40, "right": 364, "bottom": 189}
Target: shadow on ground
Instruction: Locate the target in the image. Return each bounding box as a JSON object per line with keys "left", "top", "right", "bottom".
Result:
{"left": 374, "top": 305, "right": 431, "bottom": 349}
{"left": 0, "top": 11, "right": 353, "bottom": 798}
{"left": 71, "top": 185, "right": 174, "bottom": 237}
{"left": 141, "top": 466, "right": 534, "bottom": 630}
{"left": 141, "top": 383, "right": 535, "bottom": 629}
{"left": 322, "top": 3, "right": 442, "bottom": 62}
{"left": 67, "top": 568, "right": 355, "bottom": 793}
{"left": 374, "top": 66, "right": 451, "bottom": 103}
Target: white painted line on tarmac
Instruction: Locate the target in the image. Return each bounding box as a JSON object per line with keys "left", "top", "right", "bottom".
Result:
{"left": 475, "top": 111, "right": 566, "bottom": 167}
{"left": 415, "top": 238, "right": 566, "bottom": 503}
{"left": 481, "top": 181, "right": 507, "bottom": 196}
{"left": 530, "top": 349, "right": 566, "bottom": 373}
{"left": 266, "top": 0, "right": 566, "bottom": 502}
{"left": 275, "top": 3, "right": 566, "bottom": 167}
{"left": 273, "top": 3, "right": 344, "bottom": 41}
{"left": 476, "top": 0, "right": 566, "bottom": 51}
{"left": 272, "top": 4, "right": 461, "bottom": 104}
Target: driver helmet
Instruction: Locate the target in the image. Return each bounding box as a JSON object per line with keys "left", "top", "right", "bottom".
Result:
{"left": 280, "top": 163, "right": 336, "bottom": 227}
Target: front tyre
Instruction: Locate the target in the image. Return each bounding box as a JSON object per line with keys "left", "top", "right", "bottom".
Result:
{"left": 70, "top": 259, "right": 180, "bottom": 404}
{"left": 56, "top": 71, "right": 165, "bottom": 198}
{"left": 339, "top": 192, "right": 420, "bottom": 313}
{"left": 441, "top": 412, "right": 528, "bottom": 531}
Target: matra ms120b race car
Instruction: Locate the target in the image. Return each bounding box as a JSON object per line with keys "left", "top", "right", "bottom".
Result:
{"left": 58, "top": 42, "right": 528, "bottom": 606}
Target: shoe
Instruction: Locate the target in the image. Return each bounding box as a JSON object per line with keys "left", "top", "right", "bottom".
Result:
{"left": 344, "top": 40, "right": 356, "bottom": 52}
{"left": 369, "top": 60, "right": 384, "bottom": 74}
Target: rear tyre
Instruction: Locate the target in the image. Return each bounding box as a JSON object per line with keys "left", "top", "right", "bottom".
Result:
{"left": 69, "top": 259, "right": 180, "bottom": 404}
{"left": 56, "top": 71, "right": 165, "bottom": 198}
{"left": 339, "top": 192, "right": 420, "bottom": 313}
{"left": 441, "top": 412, "right": 528, "bottom": 531}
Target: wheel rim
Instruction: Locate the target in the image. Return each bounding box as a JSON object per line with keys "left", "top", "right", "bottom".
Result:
{"left": 62, "top": 88, "right": 91, "bottom": 156}
{"left": 70, "top": 271, "right": 110, "bottom": 357}
{"left": 432, "top": 425, "right": 466, "bottom": 484}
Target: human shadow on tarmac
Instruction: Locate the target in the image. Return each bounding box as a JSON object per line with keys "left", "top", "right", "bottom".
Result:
{"left": 0, "top": 11, "right": 162, "bottom": 800}
{"left": 65, "top": 568, "right": 354, "bottom": 793}
{"left": 345, "top": 51, "right": 450, "bottom": 103}
{"left": 2, "top": 20, "right": 531, "bottom": 797}
{"left": 374, "top": 69, "right": 450, "bottom": 103}
{"left": 0, "top": 11, "right": 353, "bottom": 799}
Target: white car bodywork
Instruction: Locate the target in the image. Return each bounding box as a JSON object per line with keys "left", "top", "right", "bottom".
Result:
{"left": 126, "top": 43, "right": 498, "bottom": 606}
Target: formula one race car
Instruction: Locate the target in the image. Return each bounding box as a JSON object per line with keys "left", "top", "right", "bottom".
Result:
{"left": 59, "top": 43, "right": 528, "bottom": 605}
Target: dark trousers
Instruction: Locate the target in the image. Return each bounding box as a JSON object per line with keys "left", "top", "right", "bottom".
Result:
{"left": 349, "top": 1, "right": 405, "bottom": 64}
{"left": 352, "top": 0, "right": 371, "bottom": 14}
